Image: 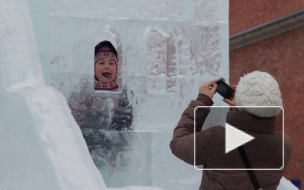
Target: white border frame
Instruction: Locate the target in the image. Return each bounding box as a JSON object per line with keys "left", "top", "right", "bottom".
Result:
{"left": 193, "top": 106, "right": 284, "bottom": 171}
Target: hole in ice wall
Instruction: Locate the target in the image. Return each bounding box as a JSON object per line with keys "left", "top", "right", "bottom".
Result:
{"left": 94, "top": 29, "right": 123, "bottom": 93}
{"left": 94, "top": 40, "right": 120, "bottom": 91}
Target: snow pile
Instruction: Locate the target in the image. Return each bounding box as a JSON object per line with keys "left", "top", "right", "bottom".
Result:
{"left": 0, "top": 1, "right": 107, "bottom": 189}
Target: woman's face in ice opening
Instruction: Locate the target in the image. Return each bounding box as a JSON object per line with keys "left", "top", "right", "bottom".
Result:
{"left": 95, "top": 57, "right": 117, "bottom": 83}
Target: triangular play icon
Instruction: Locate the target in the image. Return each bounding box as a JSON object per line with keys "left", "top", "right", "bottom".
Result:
{"left": 225, "top": 123, "right": 255, "bottom": 154}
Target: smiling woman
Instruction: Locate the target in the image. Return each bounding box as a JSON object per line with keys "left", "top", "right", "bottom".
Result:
{"left": 94, "top": 40, "right": 119, "bottom": 91}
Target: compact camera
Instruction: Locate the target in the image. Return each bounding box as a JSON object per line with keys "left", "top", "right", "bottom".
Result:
{"left": 215, "top": 77, "right": 235, "bottom": 99}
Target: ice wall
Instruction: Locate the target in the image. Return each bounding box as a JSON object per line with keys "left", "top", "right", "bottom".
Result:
{"left": 0, "top": 0, "right": 229, "bottom": 188}
{"left": 48, "top": 0, "right": 229, "bottom": 189}
{"left": 0, "top": 1, "right": 298, "bottom": 190}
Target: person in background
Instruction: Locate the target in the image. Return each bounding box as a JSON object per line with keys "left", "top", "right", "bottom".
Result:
{"left": 170, "top": 71, "right": 292, "bottom": 190}
{"left": 68, "top": 40, "right": 133, "bottom": 174}
{"left": 94, "top": 40, "right": 119, "bottom": 91}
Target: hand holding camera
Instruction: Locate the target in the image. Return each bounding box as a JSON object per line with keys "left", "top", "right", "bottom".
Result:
{"left": 223, "top": 84, "right": 237, "bottom": 106}
{"left": 199, "top": 79, "right": 218, "bottom": 99}
{"left": 215, "top": 77, "right": 236, "bottom": 106}
{"left": 199, "top": 78, "right": 237, "bottom": 106}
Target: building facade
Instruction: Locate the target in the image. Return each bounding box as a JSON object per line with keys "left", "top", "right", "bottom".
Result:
{"left": 229, "top": 0, "right": 304, "bottom": 188}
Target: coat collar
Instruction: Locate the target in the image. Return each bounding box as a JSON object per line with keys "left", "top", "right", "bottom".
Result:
{"left": 226, "top": 111, "right": 276, "bottom": 134}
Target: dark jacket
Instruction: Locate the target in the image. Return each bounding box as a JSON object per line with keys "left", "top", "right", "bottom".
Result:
{"left": 170, "top": 94, "right": 292, "bottom": 190}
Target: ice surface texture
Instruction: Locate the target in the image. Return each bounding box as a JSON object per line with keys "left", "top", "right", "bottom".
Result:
{"left": 48, "top": 0, "right": 229, "bottom": 189}
{"left": 50, "top": 0, "right": 228, "bottom": 22}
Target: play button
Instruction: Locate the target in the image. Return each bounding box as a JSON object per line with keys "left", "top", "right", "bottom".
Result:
{"left": 225, "top": 123, "right": 255, "bottom": 154}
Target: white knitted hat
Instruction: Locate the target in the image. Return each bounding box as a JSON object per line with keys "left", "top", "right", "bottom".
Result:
{"left": 235, "top": 71, "right": 283, "bottom": 118}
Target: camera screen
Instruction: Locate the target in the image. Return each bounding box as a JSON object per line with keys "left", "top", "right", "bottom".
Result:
{"left": 215, "top": 80, "right": 234, "bottom": 99}
{"left": 217, "top": 83, "right": 228, "bottom": 95}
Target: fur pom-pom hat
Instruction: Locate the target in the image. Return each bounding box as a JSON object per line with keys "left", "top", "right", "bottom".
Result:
{"left": 235, "top": 71, "right": 283, "bottom": 118}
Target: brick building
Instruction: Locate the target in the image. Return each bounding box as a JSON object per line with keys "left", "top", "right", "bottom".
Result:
{"left": 229, "top": 1, "right": 304, "bottom": 188}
